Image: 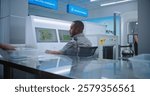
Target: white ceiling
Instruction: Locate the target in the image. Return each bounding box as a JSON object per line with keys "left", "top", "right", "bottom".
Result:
{"left": 29, "top": 0, "right": 137, "bottom": 18}
{"left": 29, "top": 0, "right": 137, "bottom": 10}
{"left": 59, "top": 0, "right": 137, "bottom": 10}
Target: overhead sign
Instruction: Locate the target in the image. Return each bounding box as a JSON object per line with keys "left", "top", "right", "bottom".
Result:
{"left": 28, "top": 0, "right": 58, "bottom": 10}
{"left": 67, "top": 4, "right": 88, "bottom": 17}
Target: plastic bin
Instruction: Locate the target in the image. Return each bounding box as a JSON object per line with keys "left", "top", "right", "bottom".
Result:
{"left": 129, "top": 54, "right": 150, "bottom": 79}
{"left": 129, "top": 54, "right": 150, "bottom": 63}
{"left": 9, "top": 48, "right": 38, "bottom": 59}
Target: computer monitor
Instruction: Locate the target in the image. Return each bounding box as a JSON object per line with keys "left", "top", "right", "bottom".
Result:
{"left": 58, "top": 30, "right": 71, "bottom": 42}
{"left": 35, "top": 27, "right": 58, "bottom": 42}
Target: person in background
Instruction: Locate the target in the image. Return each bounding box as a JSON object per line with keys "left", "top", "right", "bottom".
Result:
{"left": 45, "top": 20, "right": 92, "bottom": 55}
{"left": 134, "top": 34, "right": 138, "bottom": 55}
{"left": 0, "top": 43, "right": 16, "bottom": 50}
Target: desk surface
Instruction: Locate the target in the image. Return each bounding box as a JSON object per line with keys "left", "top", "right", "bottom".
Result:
{"left": 0, "top": 53, "right": 150, "bottom": 79}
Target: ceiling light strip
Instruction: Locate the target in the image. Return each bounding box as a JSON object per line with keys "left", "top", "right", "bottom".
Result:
{"left": 101, "top": 0, "right": 132, "bottom": 6}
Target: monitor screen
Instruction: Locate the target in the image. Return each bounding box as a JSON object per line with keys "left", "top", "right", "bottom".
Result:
{"left": 35, "top": 27, "right": 58, "bottom": 42}
{"left": 58, "top": 30, "right": 71, "bottom": 42}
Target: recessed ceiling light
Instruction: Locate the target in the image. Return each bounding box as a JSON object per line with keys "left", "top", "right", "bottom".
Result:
{"left": 90, "top": 0, "right": 97, "bottom": 2}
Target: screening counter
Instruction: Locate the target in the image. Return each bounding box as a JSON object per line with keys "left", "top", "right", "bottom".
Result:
{"left": 0, "top": 50, "right": 150, "bottom": 79}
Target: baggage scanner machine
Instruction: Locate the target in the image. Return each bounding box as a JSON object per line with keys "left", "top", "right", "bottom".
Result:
{"left": 98, "top": 35, "right": 118, "bottom": 60}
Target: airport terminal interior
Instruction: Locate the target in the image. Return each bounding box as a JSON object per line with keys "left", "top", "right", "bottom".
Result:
{"left": 0, "top": 0, "right": 150, "bottom": 79}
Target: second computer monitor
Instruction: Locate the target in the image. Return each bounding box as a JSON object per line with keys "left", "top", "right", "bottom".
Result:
{"left": 58, "top": 30, "right": 71, "bottom": 42}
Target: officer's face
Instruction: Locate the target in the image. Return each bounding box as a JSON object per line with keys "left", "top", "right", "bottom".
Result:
{"left": 69, "top": 23, "right": 76, "bottom": 37}
{"left": 69, "top": 23, "right": 80, "bottom": 37}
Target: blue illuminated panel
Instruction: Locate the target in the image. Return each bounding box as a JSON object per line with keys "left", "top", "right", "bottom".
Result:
{"left": 28, "top": 0, "right": 58, "bottom": 10}
{"left": 67, "top": 4, "right": 88, "bottom": 17}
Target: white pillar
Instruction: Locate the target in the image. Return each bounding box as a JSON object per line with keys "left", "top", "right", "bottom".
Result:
{"left": 0, "top": 0, "right": 28, "bottom": 44}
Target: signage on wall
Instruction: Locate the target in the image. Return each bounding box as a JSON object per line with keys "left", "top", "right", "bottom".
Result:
{"left": 28, "top": 0, "right": 58, "bottom": 10}
{"left": 67, "top": 4, "right": 88, "bottom": 17}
